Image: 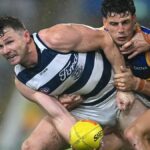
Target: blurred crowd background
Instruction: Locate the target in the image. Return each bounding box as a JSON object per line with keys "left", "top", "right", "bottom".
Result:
{"left": 0, "top": 0, "right": 149, "bottom": 149}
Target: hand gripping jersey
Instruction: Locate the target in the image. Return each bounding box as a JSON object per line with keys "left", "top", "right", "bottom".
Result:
{"left": 14, "top": 33, "right": 115, "bottom": 106}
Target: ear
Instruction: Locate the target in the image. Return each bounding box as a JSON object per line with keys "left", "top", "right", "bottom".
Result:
{"left": 23, "top": 30, "right": 31, "bottom": 43}
{"left": 103, "top": 18, "right": 108, "bottom": 28}
{"left": 132, "top": 15, "right": 137, "bottom": 24}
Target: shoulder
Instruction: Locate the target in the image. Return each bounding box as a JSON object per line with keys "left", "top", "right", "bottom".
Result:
{"left": 141, "top": 26, "right": 150, "bottom": 34}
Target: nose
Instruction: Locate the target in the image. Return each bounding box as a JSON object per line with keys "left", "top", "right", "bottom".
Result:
{"left": 118, "top": 24, "right": 124, "bottom": 33}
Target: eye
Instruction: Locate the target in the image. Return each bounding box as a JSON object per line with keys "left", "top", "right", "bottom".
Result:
{"left": 110, "top": 22, "right": 118, "bottom": 26}
{"left": 5, "top": 40, "right": 14, "bottom": 45}
{"left": 0, "top": 44, "right": 4, "bottom": 49}
{"left": 122, "top": 20, "right": 130, "bottom": 25}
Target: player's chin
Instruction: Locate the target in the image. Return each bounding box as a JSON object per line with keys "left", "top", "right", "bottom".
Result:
{"left": 8, "top": 57, "right": 20, "bottom": 65}
{"left": 116, "top": 40, "right": 127, "bottom": 46}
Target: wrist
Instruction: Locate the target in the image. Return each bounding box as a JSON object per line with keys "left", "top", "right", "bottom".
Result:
{"left": 134, "top": 77, "right": 146, "bottom": 92}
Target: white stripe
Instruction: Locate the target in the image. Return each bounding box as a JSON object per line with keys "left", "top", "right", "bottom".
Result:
{"left": 14, "top": 65, "right": 25, "bottom": 75}
{"left": 26, "top": 54, "right": 71, "bottom": 89}
{"left": 84, "top": 71, "right": 115, "bottom": 105}
{"left": 75, "top": 52, "right": 103, "bottom": 94}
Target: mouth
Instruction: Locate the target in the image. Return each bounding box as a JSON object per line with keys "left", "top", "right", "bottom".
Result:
{"left": 7, "top": 55, "right": 16, "bottom": 60}
{"left": 6, "top": 55, "right": 18, "bottom": 64}
{"left": 117, "top": 37, "right": 127, "bottom": 41}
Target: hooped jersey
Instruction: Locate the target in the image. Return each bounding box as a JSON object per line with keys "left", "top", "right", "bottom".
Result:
{"left": 14, "top": 33, "right": 115, "bottom": 105}
{"left": 126, "top": 26, "right": 150, "bottom": 80}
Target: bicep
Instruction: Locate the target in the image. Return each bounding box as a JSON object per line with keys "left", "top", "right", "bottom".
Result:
{"left": 39, "top": 24, "right": 81, "bottom": 52}
{"left": 41, "top": 24, "right": 106, "bottom": 52}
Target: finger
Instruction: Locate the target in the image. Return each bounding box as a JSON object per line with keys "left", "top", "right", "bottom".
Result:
{"left": 121, "top": 49, "right": 134, "bottom": 55}
{"left": 118, "top": 103, "right": 125, "bottom": 110}
{"left": 115, "top": 82, "right": 126, "bottom": 91}
{"left": 67, "top": 103, "right": 79, "bottom": 110}
{"left": 116, "top": 99, "right": 124, "bottom": 110}
{"left": 58, "top": 94, "right": 68, "bottom": 101}
{"left": 68, "top": 94, "right": 79, "bottom": 99}
{"left": 59, "top": 96, "right": 74, "bottom": 103}
{"left": 70, "top": 94, "right": 82, "bottom": 101}
{"left": 117, "top": 87, "right": 126, "bottom": 92}
{"left": 114, "top": 73, "right": 124, "bottom": 79}
{"left": 119, "top": 99, "right": 129, "bottom": 110}
{"left": 120, "top": 65, "right": 128, "bottom": 72}
{"left": 62, "top": 103, "right": 69, "bottom": 108}
{"left": 60, "top": 101, "right": 72, "bottom": 106}
{"left": 74, "top": 95, "right": 83, "bottom": 102}
{"left": 125, "top": 101, "right": 131, "bottom": 110}
{"left": 128, "top": 51, "right": 139, "bottom": 59}
{"left": 120, "top": 41, "right": 133, "bottom": 50}
{"left": 114, "top": 81, "right": 123, "bottom": 89}
{"left": 123, "top": 99, "right": 132, "bottom": 110}
{"left": 117, "top": 102, "right": 122, "bottom": 110}
{"left": 120, "top": 66, "right": 132, "bottom": 75}
{"left": 115, "top": 85, "right": 125, "bottom": 91}
{"left": 122, "top": 104, "right": 128, "bottom": 110}
{"left": 119, "top": 103, "right": 126, "bottom": 111}
{"left": 59, "top": 97, "right": 69, "bottom": 103}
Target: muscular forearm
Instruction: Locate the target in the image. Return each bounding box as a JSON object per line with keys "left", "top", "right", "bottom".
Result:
{"left": 104, "top": 43, "right": 126, "bottom": 74}
{"left": 33, "top": 92, "right": 76, "bottom": 142}
{"left": 15, "top": 78, "right": 76, "bottom": 142}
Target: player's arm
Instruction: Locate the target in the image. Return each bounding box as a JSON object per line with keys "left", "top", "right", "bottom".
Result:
{"left": 99, "top": 32, "right": 136, "bottom": 110}
{"left": 39, "top": 23, "right": 108, "bottom": 52}
{"left": 114, "top": 66, "right": 150, "bottom": 97}
{"left": 100, "top": 30, "right": 126, "bottom": 73}
{"left": 15, "top": 77, "right": 76, "bottom": 142}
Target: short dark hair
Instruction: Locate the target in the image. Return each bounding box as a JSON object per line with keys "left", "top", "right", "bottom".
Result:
{"left": 0, "top": 16, "right": 26, "bottom": 36}
{"left": 101, "top": 0, "right": 136, "bottom": 18}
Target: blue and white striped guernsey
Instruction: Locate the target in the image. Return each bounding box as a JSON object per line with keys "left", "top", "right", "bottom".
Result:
{"left": 14, "top": 33, "right": 116, "bottom": 105}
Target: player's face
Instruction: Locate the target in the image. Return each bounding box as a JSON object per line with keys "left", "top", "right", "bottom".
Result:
{"left": 103, "top": 12, "right": 136, "bottom": 46}
{"left": 0, "top": 27, "right": 30, "bottom": 65}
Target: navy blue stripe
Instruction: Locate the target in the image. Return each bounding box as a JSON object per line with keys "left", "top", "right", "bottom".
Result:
{"left": 38, "top": 53, "right": 78, "bottom": 93}
{"left": 137, "top": 92, "right": 150, "bottom": 101}
{"left": 17, "top": 48, "right": 57, "bottom": 84}
{"left": 84, "top": 52, "right": 111, "bottom": 98}
{"left": 62, "top": 52, "right": 95, "bottom": 94}
{"left": 141, "top": 26, "right": 150, "bottom": 34}
{"left": 81, "top": 87, "right": 116, "bottom": 106}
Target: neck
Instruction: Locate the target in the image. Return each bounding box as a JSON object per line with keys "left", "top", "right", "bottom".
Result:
{"left": 21, "top": 41, "right": 38, "bottom": 68}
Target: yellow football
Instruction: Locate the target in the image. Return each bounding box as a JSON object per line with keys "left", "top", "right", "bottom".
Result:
{"left": 69, "top": 120, "right": 103, "bottom": 150}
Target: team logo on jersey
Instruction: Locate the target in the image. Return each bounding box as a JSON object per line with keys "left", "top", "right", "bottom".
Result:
{"left": 59, "top": 54, "right": 79, "bottom": 81}
{"left": 39, "top": 87, "right": 50, "bottom": 94}
{"left": 71, "top": 65, "right": 83, "bottom": 80}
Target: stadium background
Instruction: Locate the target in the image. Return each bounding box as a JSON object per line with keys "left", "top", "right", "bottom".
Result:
{"left": 0, "top": 0, "right": 149, "bottom": 149}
